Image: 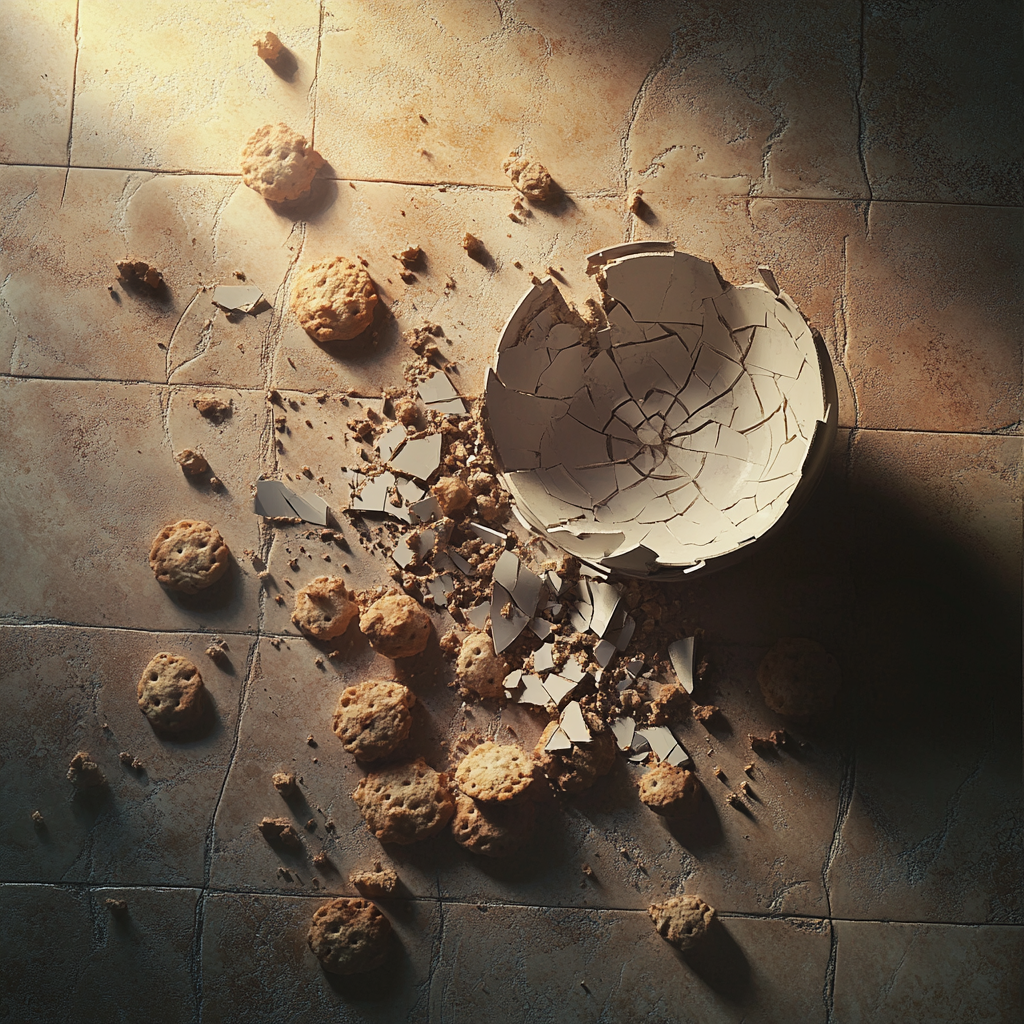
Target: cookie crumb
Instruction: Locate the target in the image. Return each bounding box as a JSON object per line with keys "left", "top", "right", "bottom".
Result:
{"left": 349, "top": 861, "right": 399, "bottom": 897}
{"left": 174, "top": 448, "right": 209, "bottom": 476}
{"left": 67, "top": 751, "right": 105, "bottom": 789}
{"left": 115, "top": 258, "right": 164, "bottom": 292}
{"left": 461, "top": 232, "right": 488, "bottom": 264}
{"left": 272, "top": 771, "right": 297, "bottom": 795}
{"left": 119, "top": 751, "right": 144, "bottom": 771}
{"left": 257, "top": 816, "right": 303, "bottom": 850}
{"left": 31, "top": 810, "right": 44, "bottom": 826}
{"left": 104, "top": 898, "right": 129, "bottom": 918}
{"left": 253, "top": 30, "right": 284, "bottom": 62}
{"left": 192, "top": 395, "right": 232, "bottom": 423}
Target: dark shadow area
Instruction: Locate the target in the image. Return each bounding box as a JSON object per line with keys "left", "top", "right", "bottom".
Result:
{"left": 153, "top": 686, "right": 221, "bottom": 745}
{"left": 160, "top": 555, "right": 240, "bottom": 616}
{"left": 269, "top": 173, "right": 339, "bottom": 224}
{"left": 662, "top": 790, "right": 724, "bottom": 853}
{"left": 266, "top": 47, "right": 299, "bottom": 82}
{"left": 308, "top": 301, "right": 398, "bottom": 367}
{"left": 679, "top": 919, "right": 752, "bottom": 1002}
{"left": 322, "top": 932, "right": 410, "bottom": 1001}
{"left": 533, "top": 185, "right": 576, "bottom": 219}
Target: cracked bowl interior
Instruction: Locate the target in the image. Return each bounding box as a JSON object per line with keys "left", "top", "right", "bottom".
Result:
{"left": 485, "top": 242, "right": 838, "bottom": 580}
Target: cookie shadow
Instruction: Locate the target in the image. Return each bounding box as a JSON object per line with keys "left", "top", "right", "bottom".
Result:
{"left": 268, "top": 174, "right": 339, "bottom": 224}
{"left": 678, "top": 919, "right": 752, "bottom": 1002}
{"left": 307, "top": 300, "right": 398, "bottom": 366}
{"left": 321, "top": 932, "right": 410, "bottom": 1002}
{"left": 152, "top": 688, "right": 221, "bottom": 745}
{"left": 266, "top": 47, "right": 298, "bottom": 82}
{"left": 662, "top": 791, "right": 723, "bottom": 853}
{"left": 160, "top": 556, "right": 239, "bottom": 616}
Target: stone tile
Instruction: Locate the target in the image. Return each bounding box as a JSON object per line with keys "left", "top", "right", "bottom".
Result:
{"left": 0, "top": 883, "right": 199, "bottom": 1024}
{"left": 832, "top": 921, "right": 1023, "bottom": 1024}
{"left": 71, "top": 0, "right": 320, "bottom": 173}
{"left": 845, "top": 203, "right": 1023, "bottom": 433}
{"left": 0, "top": 378, "right": 265, "bottom": 633}
{"left": 201, "top": 891, "right": 438, "bottom": 1023}
{"left": 0, "top": 625, "right": 249, "bottom": 885}
{"left": 0, "top": 0, "right": 78, "bottom": 165}
{"left": 270, "top": 181, "right": 626, "bottom": 397}
{"left": 435, "top": 903, "right": 831, "bottom": 1024}
{"left": 625, "top": 1, "right": 866, "bottom": 201}
{"left": 862, "top": 2, "right": 1024, "bottom": 206}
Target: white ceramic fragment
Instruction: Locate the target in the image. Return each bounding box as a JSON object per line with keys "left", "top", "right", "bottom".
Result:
{"left": 559, "top": 701, "right": 592, "bottom": 743}
{"left": 212, "top": 284, "right": 264, "bottom": 313}
{"left": 389, "top": 434, "right": 442, "bottom": 481}
{"left": 254, "top": 480, "right": 329, "bottom": 525}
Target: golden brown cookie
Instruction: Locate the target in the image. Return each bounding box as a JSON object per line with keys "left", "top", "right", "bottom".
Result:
{"left": 450, "top": 793, "right": 536, "bottom": 858}
{"left": 257, "top": 816, "right": 302, "bottom": 850}
{"left": 352, "top": 758, "right": 454, "bottom": 845}
{"left": 253, "top": 30, "right": 283, "bottom": 62}
{"left": 454, "top": 742, "right": 537, "bottom": 803}
{"left": 638, "top": 763, "right": 703, "bottom": 818}
{"left": 757, "top": 637, "right": 841, "bottom": 718}
{"left": 291, "top": 576, "right": 359, "bottom": 641}
{"left": 149, "top": 519, "right": 230, "bottom": 594}
{"left": 455, "top": 633, "right": 507, "bottom": 699}
{"left": 534, "top": 713, "right": 616, "bottom": 795}
{"left": 430, "top": 476, "right": 472, "bottom": 515}
{"left": 241, "top": 123, "right": 324, "bottom": 202}
{"left": 332, "top": 680, "right": 415, "bottom": 762}
{"left": 648, "top": 895, "right": 716, "bottom": 951}
{"left": 349, "top": 862, "right": 398, "bottom": 897}
{"left": 359, "top": 594, "right": 432, "bottom": 659}
{"left": 501, "top": 153, "right": 556, "bottom": 201}
{"left": 307, "top": 898, "right": 391, "bottom": 975}
{"left": 137, "top": 653, "right": 206, "bottom": 734}
{"left": 291, "top": 256, "right": 378, "bottom": 343}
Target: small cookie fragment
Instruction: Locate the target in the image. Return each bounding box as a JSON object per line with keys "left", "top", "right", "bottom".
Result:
{"left": 649, "top": 895, "right": 716, "bottom": 952}
{"left": 257, "top": 816, "right": 302, "bottom": 850}
{"left": 308, "top": 898, "right": 391, "bottom": 976}
{"left": 104, "top": 898, "right": 129, "bottom": 918}
{"left": 757, "top": 638, "right": 841, "bottom": 718}
{"left": 67, "top": 751, "right": 105, "bottom": 789}
{"left": 149, "top": 519, "right": 230, "bottom": 594}
{"left": 291, "top": 256, "right": 378, "bottom": 343}
{"left": 637, "top": 763, "right": 703, "bottom": 819}
{"left": 430, "top": 476, "right": 472, "bottom": 515}
{"left": 460, "top": 232, "right": 487, "bottom": 263}
{"left": 501, "top": 153, "right": 556, "bottom": 201}
{"left": 332, "top": 680, "right": 415, "bottom": 762}
{"left": 450, "top": 793, "right": 536, "bottom": 858}
{"left": 352, "top": 758, "right": 454, "bottom": 845}
{"left": 192, "top": 395, "right": 232, "bottom": 423}
{"left": 291, "top": 576, "right": 359, "bottom": 640}
{"left": 174, "top": 448, "right": 209, "bottom": 476}
{"left": 534, "top": 713, "right": 616, "bottom": 794}
{"left": 31, "top": 810, "right": 44, "bottom": 826}
{"left": 253, "top": 30, "right": 284, "bottom": 62}
{"left": 241, "top": 123, "right": 324, "bottom": 202}
{"left": 115, "top": 258, "right": 164, "bottom": 291}
{"left": 648, "top": 683, "right": 691, "bottom": 725}
{"left": 349, "top": 862, "right": 398, "bottom": 897}
{"left": 273, "top": 772, "right": 297, "bottom": 795}
{"left": 454, "top": 743, "right": 537, "bottom": 803}
{"left": 359, "top": 594, "right": 432, "bottom": 659}
{"left": 137, "top": 653, "right": 206, "bottom": 735}
{"left": 455, "top": 633, "right": 507, "bottom": 699}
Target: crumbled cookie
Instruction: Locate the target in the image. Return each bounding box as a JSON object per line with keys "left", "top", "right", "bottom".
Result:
{"left": 119, "top": 751, "right": 143, "bottom": 770}
{"left": 501, "top": 153, "right": 556, "bottom": 201}
{"left": 149, "top": 519, "right": 230, "bottom": 594}
{"left": 691, "top": 703, "right": 722, "bottom": 725}
{"left": 31, "top": 810, "right": 44, "bottom": 825}
{"left": 349, "top": 861, "right": 398, "bottom": 897}
{"left": 638, "top": 763, "right": 703, "bottom": 818}
{"left": 272, "top": 771, "right": 296, "bottom": 795}
{"left": 431, "top": 476, "right": 472, "bottom": 515}
{"left": 359, "top": 594, "right": 432, "bottom": 659}
{"left": 115, "top": 258, "right": 163, "bottom": 291}
{"left": 291, "top": 576, "right": 359, "bottom": 640}
{"left": 394, "top": 397, "right": 418, "bottom": 426}
{"left": 137, "top": 653, "right": 206, "bottom": 734}
{"left": 104, "top": 898, "right": 129, "bottom": 917}
{"left": 352, "top": 758, "right": 454, "bottom": 845}
{"left": 290, "top": 256, "right": 378, "bottom": 342}
{"left": 174, "top": 448, "right": 208, "bottom": 476}
{"left": 461, "top": 232, "right": 487, "bottom": 263}
{"left": 534, "top": 713, "right": 616, "bottom": 795}
{"left": 308, "top": 898, "right": 391, "bottom": 975}
{"left": 241, "top": 123, "right": 324, "bottom": 202}
{"left": 66, "top": 751, "right": 105, "bottom": 789}
{"left": 454, "top": 742, "right": 537, "bottom": 802}
{"left": 332, "top": 680, "right": 415, "bottom": 761}
{"left": 455, "top": 633, "right": 507, "bottom": 699}
{"left": 757, "top": 638, "right": 841, "bottom": 718}
{"left": 192, "top": 395, "right": 232, "bottom": 423}
{"left": 648, "top": 683, "right": 691, "bottom": 725}
{"left": 450, "top": 793, "right": 536, "bottom": 858}
{"left": 257, "top": 816, "right": 302, "bottom": 850}
{"left": 648, "top": 895, "right": 716, "bottom": 951}
{"left": 253, "top": 30, "right": 283, "bottom": 62}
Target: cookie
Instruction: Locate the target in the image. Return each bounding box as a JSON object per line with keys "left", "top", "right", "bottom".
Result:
{"left": 501, "top": 153, "right": 556, "bottom": 201}
{"left": 257, "top": 816, "right": 302, "bottom": 850}
{"left": 757, "top": 638, "right": 841, "bottom": 718}
{"left": 332, "top": 680, "right": 415, "bottom": 761}
{"left": 349, "top": 862, "right": 398, "bottom": 897}
{"left": 137, "top": 653, "right": 206, "bottom": 734}
{"left": 174, "top": 449, "right": 209, "bottom": 476}
{"left": 454, "top": 742, "right": 537, "bottom": 803}
{"left": 149, "top": 519, "right": 230, "bottom": 594}
{"left": 290, "top": 256, "right": 378, "bottom": 343}
{"left": 240, "top": 123, "right": 324, "bottom": 202}
{"left": 455, "top": 633, "right": 507, "bottom": 699}
{"left": 352, "top": 758, "right": 454, "bottom": 845}
{"left": 450, "top": 793, "right": 536, "bottom": 858}
{"left": 648, "top": 895, "right": 716, "bottom": 951}
{"left": 308, "top": 898, "right": 391, "bottom": 975}
{"left": 431, "top": 476, "right": 472, "bottom": 515}
{"left": 359, "top": 594, "right": 432, "bottom": 659}
{"left": 638, "top": 763, "right": 703, "bottom": 818}
{"left": 66, "top": 751, "right": 105, "bottom": 789}
{"left": 534, "top": 713, "right": 616, "bottom": 794}
{"left": 253, "top": 30, "right": 283, "bottom": 62}
{"left": 291, "top": 576, "right": 359, "bottom": 641}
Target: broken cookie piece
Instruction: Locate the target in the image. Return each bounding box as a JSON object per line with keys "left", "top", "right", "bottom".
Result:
{"left": 455, "top": 633, "right": 507, "bottom": 699}
{"left": 308, "top": 898, "right": 391, "bottom": 975}
{"left": 501, "top": 153, "right": 557, "bottom": 202}
{"left": 291, "top": 256, "right": 378, "bottom": 343}
{"left": 757, "top": 638, "right": 841, "bottom": 718}
{"left": 359, "top": 594, "right": 432, "bottom": 659}
{"left": 291, "top": 576, "right": 359, "bottom": 641}
{"left": 174, "top": 448, "right": 209, "bottom": 477}
{"left": 332, "top": 679, "right": 415, "bottom": 762}
{"left": 272, "top": 771, "right": 297, "bottom": 795}
{"left": 349, "top": 862, "right": 398, "bottom": 897}
{"left": 649, "top": 895, "right": 716, "bottom": 952}
{"left": 257, "top": 816, "right": 303, "bottom": 851}
{"left": 460, "top": 232, "right": 488, "bottom": 264}
{"left": 253, "top": 30, "right": 284, "bottom": 62}
{"left": 192, "top": 395, "right": 232, "bottom": 423}
{"left": 66, "top": 751, "right": 105, "bottom": 789}
{"left": 115, "top": 258, "right": 164, "bottom": 292}
{"left": 240, "top": 123, "right": 324, "bottom": 202}
{"left": 637, "top": 763, "right": 703, "bottom": 819}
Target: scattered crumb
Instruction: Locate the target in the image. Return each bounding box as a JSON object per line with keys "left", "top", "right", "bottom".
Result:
{"left": 253, "top": 30, "right": 284, "bottom": 62}
{"left": 118, "top": 751, "right": 144, "bottom": 771}
{"left": 312, "top": 850, "right": 329, "bottom": 868}
{"left": 461, "top": 232, "right": 488, "bottom": 264}
{"left": 104, "top": 898, "right": 129, "bottom": 918}
{"left": 115, "top": 258, "right": 164, "bottom": 291}
{"left": 174, "top": 448, "right": 209, "bottom": 476}
{"left": 692, "top": 703, "right": 722, "bottom": 725}
{"left": 272, "top": 771, "right": 296, "bottom": 795}
{"left": 628, "top": 188, "right": 646, "bottom": 215}
{"left": 581, "top": 862, "right": 594, "bottom": 878}
{"left": 257, "top": 816, "right": 303, "bottom": 850}
{"left": 193, "top": 395, "right": 233, "bottom": 423}
{"left": 31, "top": 810, "right": 44, "bottom": 826}
{"left": 307, "top": 735, "right": 317, "bottom": 747}
{"left": 67, "top": 751, "right": 105, "bottom": 789}
{"left": 209, "top": 476, "right": 222, "bottom": 490}
{"left": 501, "top": 153, "right": 557, "bottom": 201}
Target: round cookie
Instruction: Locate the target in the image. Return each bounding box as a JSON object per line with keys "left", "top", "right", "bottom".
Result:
{"left": 450, "top": 793, "right": 536, "bottom": 858}
{"left": 149, "top": 520, "right": 230, "bottom": 594}
{"left": 290, "top": 256, "right": 378, "bottom": 343}
{"left": 353, "top": 758, "right": 454, "bottom": 845}
{"left": 332, "top": 680, "right": 416, "bottom": 761}
{"left": 648, "top": 895, "right": 717, "bottom": 952}
{"left": 454, "top": 742, "right": 537, "bottom": 803}
{"left": 291, "top": 576, "right": 359, "bottom": 641}
{"left": 241, "top": 123, "right": 324, "bottom": 202}
{"left": 757, "top": 637, "right": 841, "bottom": 718}
{"left": 307, "top": 898, "right": 391, "bottom": 975}
{"left": 359, "top": 594, "right": 432, "bottom": 659}
{"left": 534, "top": 713, "right": 616, "bottom": 795}
{"left": 137, "top": 653, "right": 206, "bottom": 734}
{"left": 455, "top": 633, "right": 507, "bottom": 699}
{"left": 638, "top": 763, "right": 703, "bottom": 818}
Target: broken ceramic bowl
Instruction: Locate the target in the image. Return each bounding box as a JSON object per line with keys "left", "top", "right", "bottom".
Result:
{"left": 485, "top": 242, "right": 838, "bottom": 580}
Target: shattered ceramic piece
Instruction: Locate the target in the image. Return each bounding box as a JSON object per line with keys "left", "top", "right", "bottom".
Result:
{"left": 254, "top": 480, "right": 329, "bottom": 526}
{"left": 211, "top": 285, "right": 264, "bottom": 314}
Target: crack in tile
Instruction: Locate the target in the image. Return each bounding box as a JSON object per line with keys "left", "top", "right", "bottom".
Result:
{"left": 59, "top": 0, "right": 82, "bottom": 209}
{"left": 854, "top": 0, "right": 874, "bottom": 231}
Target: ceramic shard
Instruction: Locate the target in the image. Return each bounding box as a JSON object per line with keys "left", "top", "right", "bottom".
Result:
{"left": 559, "top": 701, "right": 591, "bottom": 743}
{"left": 212, "top": 284, "right": 264, "bottom": 314}
{"left": 254, "top": 480, "right": 328, "bottom": 525}
{"left": 609, "top": 716, "right": 637, "bottom": 751}
{"left": 389, "top": 434, "right": 442, "bottom": 481}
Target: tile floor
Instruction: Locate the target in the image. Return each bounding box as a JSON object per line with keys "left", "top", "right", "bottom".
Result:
{"left": 0, "top": 2, "right": 1020, "bottom": 1022}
